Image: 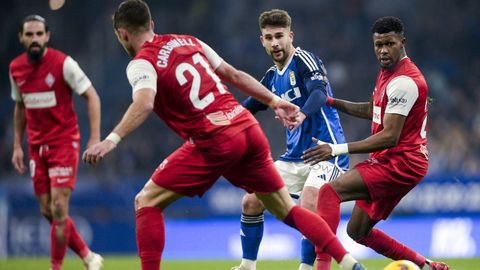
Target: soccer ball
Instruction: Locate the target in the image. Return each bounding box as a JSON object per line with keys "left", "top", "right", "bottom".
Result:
{"left": 384, "top": 260, "right": 421, "bottom": 270}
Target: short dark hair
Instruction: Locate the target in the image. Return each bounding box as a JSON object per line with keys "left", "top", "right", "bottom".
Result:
{"left": 259, "top": 9, "right": 291, "bottom": 30}
{"left": 371, "top": 16, "right": 404, "bottom": 35}
{"left": 113, "top": 0, "right": 151, "bottom": 33}
{"left": 20, "top": 14, "right": 49, "bottom": 33}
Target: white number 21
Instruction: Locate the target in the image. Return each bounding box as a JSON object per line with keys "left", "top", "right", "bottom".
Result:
{"left": 175, "top": 53, "right": 226, "bottom": 110}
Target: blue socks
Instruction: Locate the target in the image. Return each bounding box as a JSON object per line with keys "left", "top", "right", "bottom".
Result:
{"left": 301, "top": 236, "right": 316, "bottom": 265}
{"left": 240, "top": 213, "right": 264, "bottom": 260}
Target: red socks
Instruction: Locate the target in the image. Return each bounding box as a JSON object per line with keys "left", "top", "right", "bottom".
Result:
{"left": 136, "top": 207, "right": 165, "bottom": 270}
{"left": 356, "top": 228, "right": 426, "bottom": 266}
{"left": 284, "top": 205, "right": 347, "bottom": 263}
{"left": 67, "top": 217, "right": 90, "bottom": 258}
{"left": 50, "top": 219, "right": 72, "bottom": 270}
{"left": 315, "top": 184, "right": 342, "bottom": 268}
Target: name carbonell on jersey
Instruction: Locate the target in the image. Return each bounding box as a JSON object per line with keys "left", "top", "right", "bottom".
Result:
{"left": 156, "top": 37, "right": 196, "bottom": 68}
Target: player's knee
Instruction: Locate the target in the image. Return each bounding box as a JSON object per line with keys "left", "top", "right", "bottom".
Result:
{"left": 241, "top": 194, "right": 264, "bottom": 214}
{"left": 300, "top": 188, "right": 318, "bottom": 212}
{"left": 40, "top": 206, "right": 53, "bottom": 221}
{"left": 346, "top": 221, "right": 367, "bottom": 241}
{"left": 51, "top": 199, "right": 67, "bottom": 219}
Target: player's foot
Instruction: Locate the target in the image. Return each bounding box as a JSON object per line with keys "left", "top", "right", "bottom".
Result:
{"left": 231, "top": 265, "right": 250, "bottom": 270}
{"left": 84, "top": 252, "right": 104, "bottom": 270}
{"left": 425, "top": 260, "right": 450, "bottom": 270}
{"left": 352, "top": 262, "right": 367, "bottom": 270}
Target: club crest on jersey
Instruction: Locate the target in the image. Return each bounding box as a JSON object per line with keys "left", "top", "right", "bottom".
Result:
{"left": 289, "top": 71, "right": 296, "bottom": 86}
{"left": 45, "top": 73, "right": 55, "bottom": 87}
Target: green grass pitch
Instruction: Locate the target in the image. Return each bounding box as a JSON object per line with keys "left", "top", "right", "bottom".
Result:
{"left": 0, "top": 257, "right": 479, "bottom": 270}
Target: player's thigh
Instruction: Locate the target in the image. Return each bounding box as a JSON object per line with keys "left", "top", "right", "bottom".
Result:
{"left": 223, "top": 125, "right": 284, "bottom": 194}
{"left": 151, "top": 142, "right": 236, "bottom": 198}
{"left": 256, "top": 186, "right": 295, "bottom": 220}
{"left": 27, "top": 144, "right": 49, "bottom": 196}
{"left": 47, "top": 142, "right": 79, "bottom": 191}
{"left": 274, "top": 160, "right": 310, "bottom": 197}
{"left": 329, "top": 168, "right": 370, "bottom": 202}
{"left": 135, "top": 179, "right": 183, "bottom": 210}
{"left": 304, "top": 161, "right": 345, "bottom": 209}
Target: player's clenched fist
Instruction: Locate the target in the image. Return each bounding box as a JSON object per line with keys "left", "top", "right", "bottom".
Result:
{"left": 82, "top": 140, "right": 117, "bottom": 165}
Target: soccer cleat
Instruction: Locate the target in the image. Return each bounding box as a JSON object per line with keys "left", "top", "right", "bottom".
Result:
{"left": 352, "top": 262, "right": 367, "bottom": 270}
{"left": 425, "top": 260, "right": 450, "bottom": 270}
{"left": 84, "top": 252, "right": 104, "bottom": 270}
{"left": 230, "top": 266, "right": 251, "bottom": 270}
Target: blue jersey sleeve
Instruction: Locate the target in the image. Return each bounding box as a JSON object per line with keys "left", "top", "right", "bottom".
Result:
{"left": 242, "top": 69, "right": 272, "bottom": 114}
{"left": 294, "top": 50, "right": 329, "bottom": 117}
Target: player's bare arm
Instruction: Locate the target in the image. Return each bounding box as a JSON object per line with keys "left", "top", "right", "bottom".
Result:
{"left": 302, "top": 112, "right": 405, "bottom": 165}
{"left": 329, "top": 97, "right": 373, "bottom": 120}
{"left": 12, "top": 101, "right": 27, "bottom": 174}
{"left": 215, "top": 61, "right": 300, "bottom": 127}
{"left": 81, "top": 86, "right": 101, "bottom": 148}
{"left": 82, "top": 88, "right": 155, "bottom": 165}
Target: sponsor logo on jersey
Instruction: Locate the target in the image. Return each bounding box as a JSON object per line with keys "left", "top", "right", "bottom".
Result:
{"left": 373, "top": 105, "right": 382, "bottom": 124}
{"left": 289, "top": 71, "right": 296, "bottom": 86}
{"left": 157, "top": 38, "right": 196, "bottom": 68}
{"left": 281, "top": 87, "right": 301, "bottom": 102}
{"left": 56, "top": 178, "right": 70, "bottom": 184}
{"left": 45, "top": 73, "right": 55, "bottom": 88}
{"left": 131, "top": 74, "right": 150, "bottom": 88}
{"left": 22, "top": 91, "right": 57, "bottom": 109}
{"left": 48, "top": 166, "right": 73, "bottom": 177}
{"left": 205, "top": 105, "right": 245, "bottom": 126}
{"left": 389, "top": 97, "right": 408, "bottom": 105}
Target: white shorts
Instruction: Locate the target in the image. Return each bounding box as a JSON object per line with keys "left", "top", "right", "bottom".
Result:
{"left": 274, "top": 160, "right": 344, "bottom": 197}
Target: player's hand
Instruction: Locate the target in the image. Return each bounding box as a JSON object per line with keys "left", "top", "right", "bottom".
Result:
{"left": 86, "top": 137, "right": 101, "bottom": 149}
{"left": 272, "top": 99, "right": 300, "bottom": 130}
{"left": 289, "top": 111, "right": 307, "bottom": 132}
{"left": 301, "top": 137, "right": 333, "bottom": 165}
{"left": 11, "top": 146, "right": 26, "bottom": 174}
{"left": 82, "top": 140, "right": 117, "bottom": 165}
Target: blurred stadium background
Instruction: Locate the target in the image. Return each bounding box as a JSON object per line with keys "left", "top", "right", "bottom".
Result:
{"left": 1, "top": 0, "right": 480, "bottom": 266}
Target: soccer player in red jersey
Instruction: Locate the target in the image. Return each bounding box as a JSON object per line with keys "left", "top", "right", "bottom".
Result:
{"left": 82, "top": 1, "right": 365, "bottom": 270}
{"left": 9, "top": 15, "right": 103, "bottom": 270}
{"left": 302, "top": 16, "right": 450, "bottom": 270}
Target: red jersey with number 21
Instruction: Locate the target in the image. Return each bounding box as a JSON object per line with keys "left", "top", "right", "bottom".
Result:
{"left": 130, "top": 34, "right": 256, "bottom": 148}
{"left": 371, "top": 57, "right": 428, "bottom": 160}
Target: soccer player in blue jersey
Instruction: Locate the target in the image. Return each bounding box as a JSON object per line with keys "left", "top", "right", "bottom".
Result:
{"left": 232, "top": 9, "right": 349, "bottom": 270}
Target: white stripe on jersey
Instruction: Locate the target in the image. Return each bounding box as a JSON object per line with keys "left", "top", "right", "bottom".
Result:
{"left": 320, "top": 107, "right": 342, "bottom": 169}
{"left": 295, "top": 48, "right": 319, "bottom": 72}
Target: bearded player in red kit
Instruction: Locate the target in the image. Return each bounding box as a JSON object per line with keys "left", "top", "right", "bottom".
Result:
{"left": 9, "top": 15, "right": 103, "bottom": 270}
{"left": 302, "top": 16, "right": 449, "bottom": 270}
{"left": 82, "top": 1, "right": 366, "bottom": 270}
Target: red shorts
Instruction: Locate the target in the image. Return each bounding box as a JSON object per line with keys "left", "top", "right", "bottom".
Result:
{"left": 150, "top": 124, "right": 285, "bottom": 197}
{"left": 28, "top": 142, "right": 80, "bottom": 195}
{"left": 355, "top": 152, "right": 428, "bottom": 220}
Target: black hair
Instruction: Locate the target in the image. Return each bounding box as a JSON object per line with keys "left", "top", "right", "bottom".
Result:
{"left": 113, "top": 0, "right": 151, "bottom": 33}
{"left": 20, "top": 14, "right": 49, "bottom": 33}
{"left": 371, "top": 16, "right": 404, "bottom": 35}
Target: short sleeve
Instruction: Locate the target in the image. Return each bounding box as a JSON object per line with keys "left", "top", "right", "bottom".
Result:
{"left": 385, "top": 75, "right": 419, "bottom": 116}
{"left": 126, "top": 59, "right": 158, "bottom": 94}
{"left": 63, "top": 56, "right": 92, "bottom": 95}
{"left": 10, "top": 72, "right": 22, "bottom": 101}
{"left": 198, "top": 39, "right": 223, "bottom": 70}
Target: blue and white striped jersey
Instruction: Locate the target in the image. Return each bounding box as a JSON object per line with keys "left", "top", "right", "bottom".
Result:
{"left": 243, "top": 47, "right": 349, "bottom": 170}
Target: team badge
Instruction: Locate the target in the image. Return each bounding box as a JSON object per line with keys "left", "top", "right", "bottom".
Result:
{"left": 45, "top": 73, "right": 55, "bottom": 87}
{"left": 289, "top": 71, "right": 296, "bottom": 86}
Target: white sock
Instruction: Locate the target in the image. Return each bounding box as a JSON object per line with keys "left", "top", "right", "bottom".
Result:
{"left": 82, "top": 250, "right": 94, "bottom": 263}
{"left": 240, "top": 258, "right": 256, "bottom": 270}
{"left": 339, "top": 253, "right": 357, "bottom": 270}
{"left": 298, "top": 263, "right": 314, "bottom": 270}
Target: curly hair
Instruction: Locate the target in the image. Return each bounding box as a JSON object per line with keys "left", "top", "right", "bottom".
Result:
{"left": 371, "top": 16, "right": 404, "bottom": 35}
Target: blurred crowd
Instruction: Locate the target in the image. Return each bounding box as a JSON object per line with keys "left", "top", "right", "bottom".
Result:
{"left": 1, "top": 0, "right": 479, "bottom": 181}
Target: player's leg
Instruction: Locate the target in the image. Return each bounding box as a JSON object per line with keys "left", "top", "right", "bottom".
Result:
{"left": 300, "top": 162, "right": 344, "bottom": 270}
{"left": 233, "top": 193, "right": 266, "bottom": 270}
{"left": 49, "top": 186, "right": 72, "bottom": 270}
{"left": 256, "top": 188, "right": 365, "bottom": 270}
{"left": 134, "top": 179, "right": 183, "bottom": 270}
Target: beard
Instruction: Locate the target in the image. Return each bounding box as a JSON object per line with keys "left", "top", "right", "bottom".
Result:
{"left": 27, "top": 43, "right": 46, "bottom": 63}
